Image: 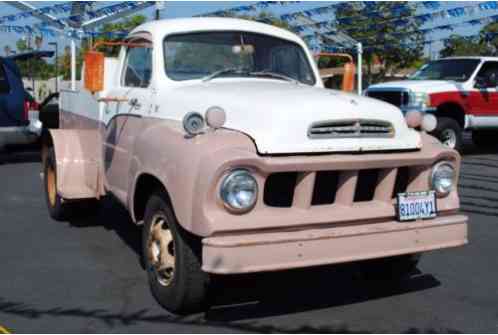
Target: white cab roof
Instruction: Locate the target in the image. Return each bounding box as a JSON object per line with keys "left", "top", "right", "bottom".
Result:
{"left": 129, "top": 17, "right": 305, "bottom": 45}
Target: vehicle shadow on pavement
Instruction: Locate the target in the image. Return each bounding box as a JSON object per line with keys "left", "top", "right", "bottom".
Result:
{"left": 0, "top": 273, "right": 442, "bottom": 333}
{"left": 60, "top": 198, "right": 442, "bottom": 330}
{"left": 0, "top": 149, "right": 41, "bottom": 164}
{"left": 69, "top": 197, "right": 143, "bottom": 266}
{"left": 461, "top": 135, "right": 498, "bottom": 157}
{"left": 0, "top": 295, "right": 367, "bottom": 333}
{"left": 206, "top": 270, "right": 440, "bottom": 322}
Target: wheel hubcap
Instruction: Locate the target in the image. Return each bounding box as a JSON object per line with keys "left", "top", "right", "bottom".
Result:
{"left": 441, "top": 129, "right": 457, "bottom": 149}
{"left": 147, "top": 214, "right": 175, "bottom": 287}
{"left": 46, "top": 163, "right": 56, "bottom": 207}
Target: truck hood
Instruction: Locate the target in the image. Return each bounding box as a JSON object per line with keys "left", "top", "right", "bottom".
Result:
{"left": 165, "top": 80, "right": 421, "bottom": 154}
{"left": 368, "top": 80, "right": 464, "bottom": 94}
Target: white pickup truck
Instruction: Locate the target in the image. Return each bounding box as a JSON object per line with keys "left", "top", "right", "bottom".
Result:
{"left": 42, "top": 18, "right": 468, "bottom": 314}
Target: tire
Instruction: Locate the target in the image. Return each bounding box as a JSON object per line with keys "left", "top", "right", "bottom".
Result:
{"left": 44, "top": 148, "right": 74, "bottom": 221}
{"left": 44, "top": 148, "right": 99, "bottom": 221}
{"left": 361, "top": 254, "right": 421, "bottom": 280}
{"left": 431, "top": 117, "right": 463, "bottom": 152}
{"left": 142, "top": 191, "right": 209, "bottom": 314}
{"left": 472, "top": 130, "right": 498, "bottom": 149}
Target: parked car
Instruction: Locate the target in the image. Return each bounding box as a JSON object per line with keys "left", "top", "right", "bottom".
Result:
{"left": 0, "top": 51, "right": 53, "bottom": 151}
{"left": 366, "top": 57, "right": 498, "bottom": 152}
{"left": 42, "top": 18, "right": 468, "bottom": 314}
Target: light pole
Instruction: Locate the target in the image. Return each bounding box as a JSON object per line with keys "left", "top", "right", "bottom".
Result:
{"left": 48, "top": 42, "right": 58, "bottom": 92}
{"left": 155, "top": 1, "right": 164, "bottom": 20}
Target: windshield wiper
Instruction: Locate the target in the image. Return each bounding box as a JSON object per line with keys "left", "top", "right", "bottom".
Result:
{"left": 249, "top": 71, "right": 299, "bottom": 84}
{"left": 202, "top": 67, "right": 249, "bottom": 82}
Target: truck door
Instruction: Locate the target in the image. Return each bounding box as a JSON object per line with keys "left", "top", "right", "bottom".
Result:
{"left": 102, "top": 40, "right": 153, "bottom": 201}
{"left": 469, "top": 61, "right": 498, "bottom": 117}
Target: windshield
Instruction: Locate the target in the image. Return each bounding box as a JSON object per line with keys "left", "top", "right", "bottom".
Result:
{"left": 164, "top": 31, "right": 316, "bottom": 85}
{"left": 410, "top": 59, "right": 480, "bottom": 82}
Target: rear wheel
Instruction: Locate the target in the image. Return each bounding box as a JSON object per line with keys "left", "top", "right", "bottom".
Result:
{"left": 44, "top": 148, "right": 99, "bottom": 221}
{"left": 142, "top": 191, "right": 209, "bottom": 314}
{"left": 431, "top": 117, "right": 463, "bottom": 152}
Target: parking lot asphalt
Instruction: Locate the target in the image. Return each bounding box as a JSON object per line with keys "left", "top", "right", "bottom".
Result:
{"left": 0, "top": 139, "right": 497, "bottom": 333}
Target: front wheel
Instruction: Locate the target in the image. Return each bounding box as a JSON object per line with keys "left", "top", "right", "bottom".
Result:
{"left": 431, "top": 117, "right": 463, "bottom": 152}
{"left": 142, "top": 191, "right": 209, "bottom": 314}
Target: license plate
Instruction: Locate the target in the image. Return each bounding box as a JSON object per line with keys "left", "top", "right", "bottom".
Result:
{"left": 397, "top": 191, "right": 437, "bottom": 222}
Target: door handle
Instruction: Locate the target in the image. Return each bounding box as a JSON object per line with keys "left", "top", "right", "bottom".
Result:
{"left": 129, "top": 98, "right": 141, "bottom": 109}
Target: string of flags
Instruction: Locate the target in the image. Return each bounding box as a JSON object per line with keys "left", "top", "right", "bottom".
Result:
{"left": 200, "top": 1, "right": 300, "bottom": 17}
{"left": 2, "top": 0, "right": 498, "bottom": 53}
{"left": 0, "top": 1, "right": 152, "bottom": 39}
{"left": 202, "top": 1, "right": 443, "bottom": 21}
{"left": 320, "top": 31, "right": 498, "bottom": 53}
{"left": 290, "top": 1, "right": 498, "bottom": 33}
{"left": 300, "top": 12, "right": 498, "bottom": 43}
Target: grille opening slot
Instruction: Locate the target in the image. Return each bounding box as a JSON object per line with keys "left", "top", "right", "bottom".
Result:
{"left": 392, "top": 167, "right": 411, "bottom": 198}
{"left": 312, "top": 171, "right": 339, "bottom": 205}
{"left": 264, "top": 172, "right": 298, "bottom": 207}
{"left": 367, "top": 91, "right": 407, "bottom": 108}
{"left": 354, "top": 169, "right": 380, "bottom": 202}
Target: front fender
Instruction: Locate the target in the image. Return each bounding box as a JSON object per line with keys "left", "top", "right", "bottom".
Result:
{"left": 127, "top": 119, "right": 256, "bottom": 235}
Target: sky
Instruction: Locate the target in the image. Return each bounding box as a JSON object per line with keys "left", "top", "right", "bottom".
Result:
{"left": 0, "top": 1, "right": 497, "bottom": 60}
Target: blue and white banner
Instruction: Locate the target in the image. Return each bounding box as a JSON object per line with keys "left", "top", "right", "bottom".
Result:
{"left": 0, "top": 25, "right": 57, "bottom": 38}
{"left": 0, "top": 3, "right": 73, "bottom": 25}
{"left": 290, "top": 2, "right": 498, "bottom": 34}
{"left": 201, "top": 1, "right": 300, "bottom": 17}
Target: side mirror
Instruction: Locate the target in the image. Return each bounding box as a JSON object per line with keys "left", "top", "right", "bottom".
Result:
{"left": 84, "top": 51, "right": 104, "bottom": 93}
{"left": 342, "top": 62, "right": 356, "bottom": 92}
{"left": 487, "top": 73, "right": 498, "bottom": 87}
{"left": 475, "top": 73, "right": 498, "bottom": 89}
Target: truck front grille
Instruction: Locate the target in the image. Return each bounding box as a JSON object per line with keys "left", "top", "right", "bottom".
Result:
{"left": 308, "top": 119, "right": 394, "bottom": 139}
{"left": 366, "top": 90, "right": 409, "bottom": 108}
{"left": 264, "top": 167, "right": 415, "bottom": 208}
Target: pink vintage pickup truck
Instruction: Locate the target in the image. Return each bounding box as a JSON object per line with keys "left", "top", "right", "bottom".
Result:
{"left": 42, "top": 18, "right": 468, "bottom": 314}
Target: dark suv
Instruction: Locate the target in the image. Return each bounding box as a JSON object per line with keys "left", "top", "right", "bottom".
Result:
{"left": 0, "top": 51, "right": 53, "bottom": 150}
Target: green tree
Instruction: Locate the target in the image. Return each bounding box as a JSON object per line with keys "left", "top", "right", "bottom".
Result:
{"left": 334, "top": 2, "right": 424, "bottom": 85}
{"left": 94, "top": 14, "right": 147, "bottom": 56}
{"left": 479, "top": 22, "right": 498, "bottom": 55}
{"left": 57, "top": 15, "right": 147, "bottom": 80}
{"left": 13, "top": 37, "right": 56, "bottom": 80}
{"left": 16, "top": 38, "right": 29, "bottom": 52}
{"left": 235, "top": 11, "right": 292, "bottom": 31}
{"left": 439, "top": 35, "right": 491, "bottom": 58}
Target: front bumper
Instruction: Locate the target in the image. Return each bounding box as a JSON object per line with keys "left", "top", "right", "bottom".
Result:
{"left": 0, "top": 124, "right": 40, "bottom": 149}
{"left": 202, "top": 214, "right": 468, "bottom": 274}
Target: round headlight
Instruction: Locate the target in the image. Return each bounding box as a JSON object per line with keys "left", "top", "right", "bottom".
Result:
{"left": 183, "top": 112, "right": 205, "bottom": 136}
{"left": 431, "top": 162, "right": 456, "bottom": 197}
{"left": 220, "top": 169, "right": 258, "bottom": 213}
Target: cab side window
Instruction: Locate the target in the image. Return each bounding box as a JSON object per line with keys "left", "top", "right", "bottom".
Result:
{"left": 122, "top": 41, "right": 152, "bottom": 88}
{"left": 476, "top": 61, "right": 498, "bottom": 88}
{"left": 0, "top": 63, "right": 10, "bottom": 94}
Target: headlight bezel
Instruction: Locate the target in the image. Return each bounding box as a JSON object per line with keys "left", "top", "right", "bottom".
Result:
{"left": 219, "top": 168, "right": 259, "bottom": 214}
{"left": 430, "top": 161, "right": 456, "bottom": 198}
{"left": 407, "top": 91, "right": 431, "bottom": 108}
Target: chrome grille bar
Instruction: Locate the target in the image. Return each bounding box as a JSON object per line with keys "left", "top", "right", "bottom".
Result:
{"left": 308, "top": 119, "right": 395, "bottom": 139}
